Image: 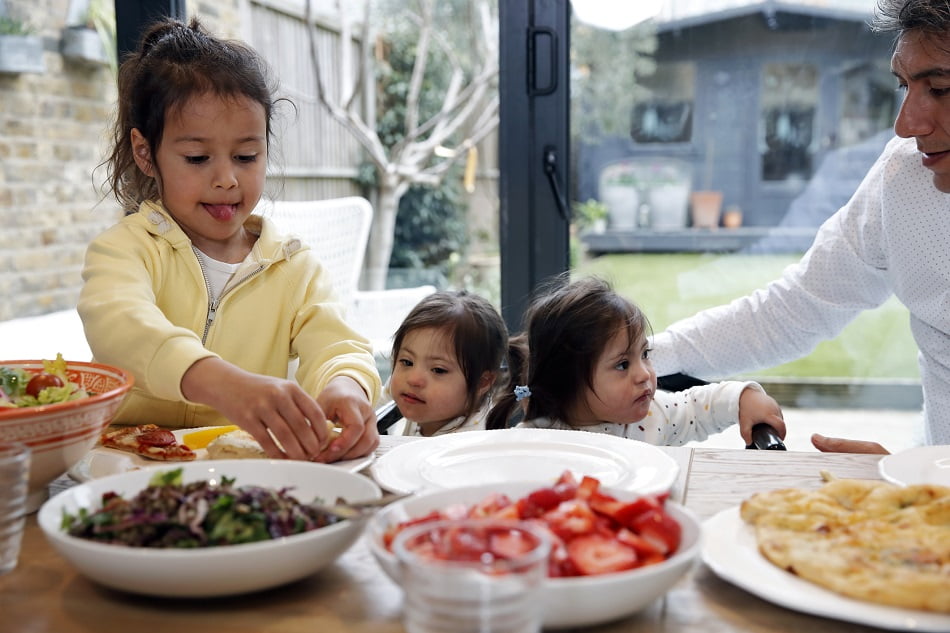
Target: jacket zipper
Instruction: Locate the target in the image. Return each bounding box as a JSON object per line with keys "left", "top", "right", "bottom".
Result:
{"left": 193, "top": 246, "right": 266, "bottom": 345}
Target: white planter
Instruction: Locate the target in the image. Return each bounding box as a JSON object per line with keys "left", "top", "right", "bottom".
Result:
{"left": 0, "top": 34, "right": 45, "bottom": 74}
{"left": 61, "top": 27, "right": 107, "bottom": 66}
{"left": 648, "top": 183, "right": 690, "bottom": 230}
{"left": 602, "top": 185, "right": 639, "bottom": 230}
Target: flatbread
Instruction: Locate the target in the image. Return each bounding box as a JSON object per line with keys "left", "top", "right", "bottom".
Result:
{"left": 740, "top": 477, "right": 950, "bottom": 612}
{"left": 206, "top": 421, "right": 343, "bottom": 460}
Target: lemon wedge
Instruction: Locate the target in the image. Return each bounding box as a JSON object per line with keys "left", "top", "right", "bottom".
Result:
{"left": 182, "top": 425, "right": 240, "bottom": 449}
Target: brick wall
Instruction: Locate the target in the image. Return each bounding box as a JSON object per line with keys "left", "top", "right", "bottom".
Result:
{"left": 0, "top": 0, "right": 241, "bottom": 322}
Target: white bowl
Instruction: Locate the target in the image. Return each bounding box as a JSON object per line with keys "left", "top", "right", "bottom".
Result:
{"left": 366, "top": 481, "right": 702, "bottom": 629}
{"left": 0, "top": 359, "right": 134, "bottom": 512}
{"left": 38, "top": 460, "right": 381, "bottom": 597}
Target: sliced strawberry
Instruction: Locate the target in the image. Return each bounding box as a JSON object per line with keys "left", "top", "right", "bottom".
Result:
{"left": 575, "top": 475, "right": 600, "bottom": 500}
{"left": 567, "top": 533, "right": 638, "bottom": 575}
{"left": 615, "top": 527, "right": 665, "bottom": 558}
{"left": 517, "top": 487, "right": 563, "bottom": 518}
{"left": 489, "top": 528, "right": 541, "bottom": 559}
{"left": 630, "top": 509, "right": 682, "bottom": 555}
{"left": 467, "top": 492, "right": 514, "bottom": 518}
{"left": 542, "top": 499, "right": 597, "bottom": 540}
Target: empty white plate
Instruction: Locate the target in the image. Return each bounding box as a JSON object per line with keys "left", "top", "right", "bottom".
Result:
{"left": 878, "top": 445, "right": 950, "bottom": 486}
{"left": 369, "top": 427, "right": 679, "bottom": 494}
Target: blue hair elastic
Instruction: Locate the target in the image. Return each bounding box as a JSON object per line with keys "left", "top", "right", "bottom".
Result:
{"left": 514, "top": 385, "right": 531, "bottom": 401}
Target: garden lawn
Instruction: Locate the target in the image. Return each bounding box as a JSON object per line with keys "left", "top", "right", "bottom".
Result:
{"left": 574, "top": 252, "right": 919, "bottom": 380}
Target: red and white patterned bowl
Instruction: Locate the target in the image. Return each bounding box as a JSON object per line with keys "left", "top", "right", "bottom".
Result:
{"left": 0, "top": 360, "right": 134, "bottom": 512}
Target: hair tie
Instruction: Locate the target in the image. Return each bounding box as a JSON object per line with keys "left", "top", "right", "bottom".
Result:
{"left": 514, "top": 385, "right": 531, "bottom": 401}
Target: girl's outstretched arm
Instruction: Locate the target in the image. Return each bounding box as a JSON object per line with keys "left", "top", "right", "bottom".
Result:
{"left": 181, "top": 356, "right": 335, "bottom": 460}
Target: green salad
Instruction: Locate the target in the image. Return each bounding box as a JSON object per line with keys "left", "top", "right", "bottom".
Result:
{"left": 0, "top": 354, "right": 87, "bottom": 408}
{"left": 62, "top": 468, "right": 343, "bottom": 548}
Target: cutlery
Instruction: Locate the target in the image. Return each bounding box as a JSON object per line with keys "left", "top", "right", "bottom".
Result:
{"left": 312, "top": 492, "right": 410, "bottom": 521}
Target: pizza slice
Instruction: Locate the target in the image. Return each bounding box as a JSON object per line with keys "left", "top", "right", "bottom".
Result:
{"left": 99, "top": 424, "right": 197, "bottom": 462}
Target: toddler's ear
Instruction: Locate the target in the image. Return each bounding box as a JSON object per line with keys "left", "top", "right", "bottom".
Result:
{"left": 130, "top": 128, "right": 154, "bottom": 176}
{"left": 476, "top": 370, "right": 495, "bottom": 399}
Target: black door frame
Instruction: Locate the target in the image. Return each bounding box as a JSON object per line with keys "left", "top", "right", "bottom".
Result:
{"left": 498, "top": 0, "right": 571, "bottom": 333}
{"left": 114, "top": 0, "right": 186, "bottom": 60}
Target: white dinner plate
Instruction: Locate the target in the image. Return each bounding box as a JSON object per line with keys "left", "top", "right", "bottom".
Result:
{"left": 702, "top": 506, "right": 950, "bottom": 632}
{"left": 878, "top": 445, "right": 950, "bottom": 487}
{"left": 68, "top": 426, "right": 374, "bottom": 481}
{"left": 368, "top": 427, "right": 679, "bottom": 494}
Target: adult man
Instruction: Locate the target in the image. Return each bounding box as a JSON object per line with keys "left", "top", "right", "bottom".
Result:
{"left": 651, "top": 0, "right": 950, "bottom": 452}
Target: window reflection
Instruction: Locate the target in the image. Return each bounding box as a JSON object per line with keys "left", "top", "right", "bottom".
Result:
{"left": 631, "top": 62, "right": 694, "bottom": 144}
{"left": 760, "top": 63, "right": 817, "bottom": 182}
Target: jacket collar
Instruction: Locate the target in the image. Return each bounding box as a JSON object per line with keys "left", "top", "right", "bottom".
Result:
{"left": 131, "top": 200, "right": 307, "bottom": 263}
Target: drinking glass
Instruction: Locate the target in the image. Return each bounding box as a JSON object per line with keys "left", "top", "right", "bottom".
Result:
{"left": 0, "top": 442, "right": 31, "bottom": 575}
{"left": 393, "top": 518, "right": 550, "bottom": 633}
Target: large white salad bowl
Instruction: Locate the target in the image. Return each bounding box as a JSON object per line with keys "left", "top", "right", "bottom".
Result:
{"left": 38, "top": 459, "right": 381, "bottom": 597}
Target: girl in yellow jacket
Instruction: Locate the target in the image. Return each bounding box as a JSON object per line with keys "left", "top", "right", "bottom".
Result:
{"left": 79, "top": 17, "right": 381, "bottom": 462}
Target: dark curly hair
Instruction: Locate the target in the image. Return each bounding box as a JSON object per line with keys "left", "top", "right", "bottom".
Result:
{"left": 102, "top": 17, "right": 280, "bottom": 212}
{"left": 391, "top": 290, "right": 508, "bottom": 419}
{"left": 487, "top": 275, "right": 651, "bottom": 430}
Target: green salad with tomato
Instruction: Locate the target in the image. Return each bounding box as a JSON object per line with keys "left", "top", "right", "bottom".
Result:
{"left": 0, "top": 354, "right": 88, "bottom": 408}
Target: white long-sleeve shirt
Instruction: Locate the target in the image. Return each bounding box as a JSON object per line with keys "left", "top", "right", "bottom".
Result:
{"left": 651, "top": 135, "right": 947, "bottom": 445}
{"left": 517, "top": 381, "right": 761, "bottom": 446}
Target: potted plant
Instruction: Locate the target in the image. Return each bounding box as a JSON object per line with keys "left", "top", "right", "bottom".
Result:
{"left": 60, "top": 0, "right": 112, "bottom": 67}
{"left": 0, "top": 16, "right": 44, "bottom": 75}
{"left": 598, "top": 161, "right": 640, "bottom": 230}
{"left": 572, "top": 199, "right": 609, "bottom": 234}
{"left": 644, "top": 161, "right": 690, "bottom": 230}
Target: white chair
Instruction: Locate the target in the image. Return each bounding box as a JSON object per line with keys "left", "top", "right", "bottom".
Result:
{"left": 259, "top": 197, "right": 372, "bottom": 310}
{"left": 257, "top": 197, "right": 436, "bottom": 367}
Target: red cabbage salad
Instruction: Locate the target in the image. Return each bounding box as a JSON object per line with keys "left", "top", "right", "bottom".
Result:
{"left": 61, "top": 468, "right": 343, "bottom": 548}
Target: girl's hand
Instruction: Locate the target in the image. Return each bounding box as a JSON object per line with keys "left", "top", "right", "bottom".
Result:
{"left": 737, "top": 386, "right": 786, "bottom": 446}
{"left": 181, "top": 357, "right": 331, "bottom": 460}
{"left": 312, "top": 375, "right": 379, "bottom": 463}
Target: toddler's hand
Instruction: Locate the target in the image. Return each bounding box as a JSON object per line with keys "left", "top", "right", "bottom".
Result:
{"left": 737, "top": 386, "right": 785, "bottom": 446}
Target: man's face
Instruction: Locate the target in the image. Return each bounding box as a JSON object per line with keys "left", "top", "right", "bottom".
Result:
{"left": 892, "top": 31, "right": 950, "bottom": 192}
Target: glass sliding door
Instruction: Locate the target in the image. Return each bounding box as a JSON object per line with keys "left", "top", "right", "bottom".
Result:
{"left": 562, "top": 0, "right": 918, "bottom": 403}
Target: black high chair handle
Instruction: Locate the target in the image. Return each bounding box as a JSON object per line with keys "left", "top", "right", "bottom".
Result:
{"left": 746, "top": 423, "right": 787, "bottom": 450}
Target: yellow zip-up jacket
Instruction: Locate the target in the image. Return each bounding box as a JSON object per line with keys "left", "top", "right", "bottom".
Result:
{"left": 78, "top": 201, "right": 381, "bottom": 429}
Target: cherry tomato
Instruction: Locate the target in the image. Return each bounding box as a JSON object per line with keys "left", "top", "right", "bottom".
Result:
{"left": 25, "top": 372, "right": 64, "bottom": 397}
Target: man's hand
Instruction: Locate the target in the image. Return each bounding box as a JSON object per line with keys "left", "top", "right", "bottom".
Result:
{"left": 811, "top": 433, "right": 889, "bottom": 454}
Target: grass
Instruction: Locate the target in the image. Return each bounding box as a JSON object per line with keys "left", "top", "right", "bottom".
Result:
{"left": 574, "top": 252, "right": 919, "bottom": 381}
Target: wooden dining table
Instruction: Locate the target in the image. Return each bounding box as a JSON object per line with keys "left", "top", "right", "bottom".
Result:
{"left": 0, "top": 437, "right": 905, "bottom": 633}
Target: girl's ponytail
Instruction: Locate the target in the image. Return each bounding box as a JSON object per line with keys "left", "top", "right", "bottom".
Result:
{"left": 486, "top": 334, "right": 528, "bottom": 430}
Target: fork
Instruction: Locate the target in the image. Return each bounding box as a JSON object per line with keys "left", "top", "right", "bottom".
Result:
{"left": 311, "top": 492, "right": 410, "bottom": 520}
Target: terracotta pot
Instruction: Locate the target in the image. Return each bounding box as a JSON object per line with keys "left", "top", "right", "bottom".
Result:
{"left": 723, "top": 205, "right": 743, "bottom": 229}
{"left": 690, "top": 190, "right": 723, "bottom": 229}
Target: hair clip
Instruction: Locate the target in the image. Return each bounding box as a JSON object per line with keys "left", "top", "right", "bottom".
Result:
{"left": 514, "top": 385, "right": 531, "bottom": 401}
